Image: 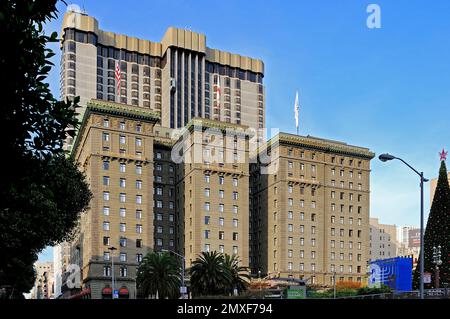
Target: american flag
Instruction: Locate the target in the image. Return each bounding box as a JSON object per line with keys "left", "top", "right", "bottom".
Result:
{"left": 115, "top": 62, "right": 121, "bottom": 94}
{"left": 215, "top": 76, "right": 221, "bottom": 106}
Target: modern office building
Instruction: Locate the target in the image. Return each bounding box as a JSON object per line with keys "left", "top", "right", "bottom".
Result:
{"left": 60, "top": 8, "right": 265, "bottom": 132}
{"left": 250, "top": 134, "right": 375, "bottom": 285}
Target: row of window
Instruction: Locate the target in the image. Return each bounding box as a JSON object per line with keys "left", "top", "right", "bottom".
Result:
{"left": 330, "top": 240, "right": 361, "bottom": 250}
{"left": 103, "top": 236, "right": 174, "bottom": 249}
{"left": 103, "top": 209, "right": 177, "bottom": 223}
{"left": 203, "top": 175, "right": 239, "bottom": 186}
{"left": 103, "top": 265, "right": 128, "bottom": 277}
{"left": 103, "top": 192, "right": 143, "bottom": 204}
{"left": 155, "top": 225, "right": 175, "bottom": 234}
{"left": 285, "top": 149, "right": 364, "bottom": 168}
{"left": 102, "top": 132, "right": 143, "bottom": 146}
{"left": 154, "top": 187, "right": 174, "bottom": 197}
{"left": 103, "top": 177, "right": 142, "bottom": 189}
{"left": 330, "top": 216, "right": 363, "bottom": 225}
{"left": 103, "top": 162, "right": 143, "bottom": 174}
{"left": 103, "top": 119, "right": 142, "bottom": 132}
{"left": 286, "top": 162, "right": 365, "bottom": 177}
{"left": 154, "top": 175, "right": 174, "bottom": 184}
{"left": 331, "top": 204, "right": 364, "bottom": 214}
{"left": 206, "top": 62, "right": 263, "bottom": 84}
{"left": 96, "top": 43, "right": 162, "bottom": 67}
{"left": 103, "top": 236, "right": 142, "bottom": 247}
{"left": 103, "top": 252, "right": 143, "bottom": 263}
{"left": 204, "top": 203, "right": 239, "bottom": 213}
{"left": 330, "top": 191, "right": 364, "bottom": 201}
{"left": 102, "top": 222, "right": 143, "bottom": 233}
{"left": 103, "top": 207, "right": 143, "bottom": 219}
{"left": 154, "top": 200, "right": 175, "bottom": 209}
{"left": 155, "top": 163, "right": 174, "bottom": 172}
{"left": 204, "top": 190, "right": 239, "bottom": 200}
{"left": 204, "top": 216, "right": 239, "bottom": 227}
{"left": 204, "top": 230, "right": 239, "bottom": 240}
{"left": 202, "top": 244, "right": 239, "bottom": 255}
{"left": 330, "top": 228, "right": 363, "bottom": 238}
{"left": 277, "top": 236, "right": 363, "bottom": 248}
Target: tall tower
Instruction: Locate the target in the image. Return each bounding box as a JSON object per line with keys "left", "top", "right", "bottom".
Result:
{"left": 60, "top": 9, "right": 265, "bottom": 130}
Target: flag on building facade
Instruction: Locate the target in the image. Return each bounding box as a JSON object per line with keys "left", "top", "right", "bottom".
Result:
{"left": 216, "top": 76, "right": 221, "bottom": 106}
{"left": 115, "top": 62, "right": 121, "bottom": 100}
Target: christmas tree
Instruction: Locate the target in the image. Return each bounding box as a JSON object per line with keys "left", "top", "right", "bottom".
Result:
{"left": 413, "top": 150, "right": 450, "bottom": 289}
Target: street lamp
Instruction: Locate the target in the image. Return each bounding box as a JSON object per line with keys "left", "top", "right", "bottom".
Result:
{"left": 333, "top": 272, "right": 336, "bottom": 299}
{"left": 432, "top": 245, "right": 442, "bottom": 288}
{"left": 378, "top": 153, "right": 429, "bottom": 299}
{"left": 162, "top": 249, "right": 186, "bottom": 299}
{"left": 258, "top": 270, "right": 262, "bottom": 299}
{"left": 108, "top": 246, "right": 117, "bottom": 299}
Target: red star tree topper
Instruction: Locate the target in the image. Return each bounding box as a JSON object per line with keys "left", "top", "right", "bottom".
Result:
{"left": 439, "top": 148, "right": 448, "bottom": 161}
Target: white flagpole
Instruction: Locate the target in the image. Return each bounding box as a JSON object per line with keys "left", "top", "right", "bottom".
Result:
{"left": 294, "top": 91, "right": 299, "bottom": 135}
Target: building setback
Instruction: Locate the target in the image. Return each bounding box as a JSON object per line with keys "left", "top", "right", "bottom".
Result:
{"left": 60, "top": 10, "right": 265, "bottom": 133}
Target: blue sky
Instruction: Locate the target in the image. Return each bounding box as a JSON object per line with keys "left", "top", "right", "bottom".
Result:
{"left": 39, "top": 0, "right": 450, "bottom": 261}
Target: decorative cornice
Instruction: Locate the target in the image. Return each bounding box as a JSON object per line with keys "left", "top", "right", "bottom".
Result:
{"left": 71, "top": 99, "right": 160, "bottom": 159}
{"left": 184, "top": 117, "right": 251, "bottom": 137}
{"left": 265, "top": 133, "right": 375, "bottom": 160}
{"left": 154, "top": 137, "right": 175, "bottom": 148}
{"left": 86, "top": 100, "right": 161, "bottom": 122}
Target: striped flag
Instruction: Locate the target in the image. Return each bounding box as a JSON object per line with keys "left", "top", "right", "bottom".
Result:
{"left": 115, "top": 62, "right": 121, "bottom": 99}
{"left": 215, "top": 76, "right": 221, "bottom": 106}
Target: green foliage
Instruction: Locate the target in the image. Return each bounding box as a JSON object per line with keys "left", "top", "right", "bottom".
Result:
{"left": 136, "top": 252, "right": 181, "bottom": 299}
{"left": 0, "top": 0, "right": 92, "bottom": 297}
{"left": 413, "top": 160, "right": 450, "bottom": 289}
{"left": 0, "top": 251, "right": 37, "bottom": 299}
{"left": 307, "top": 285, "right": 392, "bottom": 299}
{"left": 357, "top": 284, "right": 392, "bottom": 295}
{"left": 222, "top": 253, "right": 251, "bottom": 295}
{"left": 0, "top": 1, "right": 80, "bottom": 157}
{"left": 307, "top": 289, "right": 333, "bottom": 298}
{"left": 189, "top": 251, "right": 249, "bottom": 297}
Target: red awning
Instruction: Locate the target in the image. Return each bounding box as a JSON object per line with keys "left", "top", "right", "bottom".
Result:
{"left": 119, "top": 287, "right": 129, "bottom": 295}
{"left": 102, "top": 287, "right": 112, "bottom": 295}
{"left": 69, "top": 288, "right": 91, "bottom": 299}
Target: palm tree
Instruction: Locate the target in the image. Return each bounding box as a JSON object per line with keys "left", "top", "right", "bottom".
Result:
{"left": 189, "top": 251, "right": 229, "bottom": 296}
{"left": 136, "top": 251, "right": 181, "bottom": 299}
{"left": 222, "top": 254, "right": 250, "bottom": 295}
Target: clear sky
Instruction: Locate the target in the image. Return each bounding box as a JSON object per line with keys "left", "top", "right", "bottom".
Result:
{"left": 39, "top": 0, "right": 450, "bottom": 261}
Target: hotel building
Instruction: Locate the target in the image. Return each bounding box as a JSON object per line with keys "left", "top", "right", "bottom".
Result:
{"left": 250, "top": 134, "right": 374, "bottom": 285}
{"left": 60, "top": 7, "right": 375, "bottom": 298}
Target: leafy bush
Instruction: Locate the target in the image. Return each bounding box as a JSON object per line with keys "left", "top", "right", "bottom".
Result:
{"left": 357, "top": 284, "right": 392, "bottom": 295}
